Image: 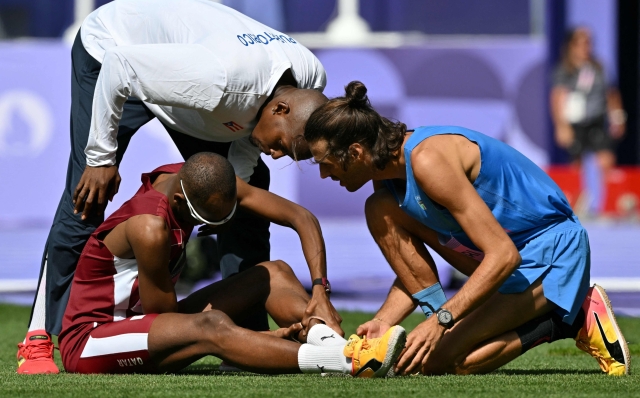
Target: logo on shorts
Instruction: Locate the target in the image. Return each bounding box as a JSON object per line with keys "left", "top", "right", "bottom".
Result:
{"left": 117, "top": 357, "right": 144, "bottom": 367}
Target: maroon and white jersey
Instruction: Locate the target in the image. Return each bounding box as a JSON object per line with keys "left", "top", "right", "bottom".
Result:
{"left": 59, "top": 163, "right": 193, "bottom": 346}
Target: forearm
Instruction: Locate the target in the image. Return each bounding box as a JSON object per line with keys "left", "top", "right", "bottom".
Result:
{"left": 374, "top": 278, "right": 417, "bottom": 325}
{"left": 444, "top": 249, "right": 520, "bottom": 322}
{"left": 292, "top": 211, "right": 327, "bottom": 281}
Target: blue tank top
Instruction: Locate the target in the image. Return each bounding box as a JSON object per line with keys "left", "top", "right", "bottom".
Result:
{"left": 384, "top": 126, "right": 577, "bottom": 261}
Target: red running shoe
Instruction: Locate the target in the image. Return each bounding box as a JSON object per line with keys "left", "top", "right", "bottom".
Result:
{"left": 16, "top": 330, "right": 59, "bottom": 374}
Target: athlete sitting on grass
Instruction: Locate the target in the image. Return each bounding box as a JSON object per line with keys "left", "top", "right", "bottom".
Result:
{"left": 303, "top": 81, "right": 630, "bottom": 376}
{"left": 55, "top": 152, "right": 405, "bottom": 376}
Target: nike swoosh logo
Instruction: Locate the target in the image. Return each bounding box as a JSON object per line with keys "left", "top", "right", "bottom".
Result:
{"left": 320, "top": 334, "right": 335, "bottom": 341}
{"left": 354, "top": 358, "right": 382, "bottom": 377}
{"left": 593, "top": 312, "right": 626, "bottom": 364}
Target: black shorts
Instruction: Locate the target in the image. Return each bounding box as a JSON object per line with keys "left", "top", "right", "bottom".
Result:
{"left": 568, "top": 117, "right": 612, "bottom": 158}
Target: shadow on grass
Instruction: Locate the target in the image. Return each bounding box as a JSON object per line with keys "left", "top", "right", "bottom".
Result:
{"left": 496, "top": 369, "right": 602, "bottom": 376}
{"left": 175, "top": 364, "right": 287, "bottom": 377}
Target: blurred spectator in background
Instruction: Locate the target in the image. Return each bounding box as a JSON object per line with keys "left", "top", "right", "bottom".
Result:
{"left": 550, "top": 27, "right": 626, "bottom": 217}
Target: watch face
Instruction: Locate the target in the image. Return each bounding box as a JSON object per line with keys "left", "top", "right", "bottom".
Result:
{"left": 438, "top": 310, "right": 452, "bottom": 324}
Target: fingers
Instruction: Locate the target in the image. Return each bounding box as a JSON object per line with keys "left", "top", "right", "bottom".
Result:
{"left": 114, "top": 173, "right": 122, "bottom": 196}
{"left": 81, "top": 188, "right": 96, "bottom": 220}
{"left": 73, "top": 181, "right": 89, "bottom": 214}
{"left": 403, "top": 345, "right": 429, "bottom": 375}
{"left": 281, "top": 323, "right": 303, "bottom": 339}
{"left": 326, "top": 318, "right": 344, "bottom": 337}
{"left": 355, "top": 322, "right": 368, "bottom": 336}
{"left": 96, "top": 185, "right": 109, "bottom": 217}
{"left": 395, "top": 338, "right": 420, "bottom": 374}
{"left": 289, "top": 322, "right": 303, "bottom": 335}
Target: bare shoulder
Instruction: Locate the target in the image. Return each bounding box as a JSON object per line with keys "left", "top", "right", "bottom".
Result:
{"left": 125, "top": 214, "right": 170, "bottom": 248}
{"left": 410, "top": 134, "right": 460, "bottom": 171}
{"left": 411, "top": 134, "right": 479, "bottom": 182}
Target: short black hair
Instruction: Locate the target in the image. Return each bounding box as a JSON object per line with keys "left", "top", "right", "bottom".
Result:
{"left": 179, "top": 152, "right": 236, "bottom": 208}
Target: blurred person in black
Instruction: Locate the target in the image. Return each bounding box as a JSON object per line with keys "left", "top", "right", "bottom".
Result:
{"left": 550, "top": 27, "right": 626, "bottom": 215}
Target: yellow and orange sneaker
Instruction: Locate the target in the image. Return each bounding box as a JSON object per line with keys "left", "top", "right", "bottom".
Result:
{"left": 575, "top": 284, "right": 630, "bottom": 376}
{"left": 343, "top": 325, "right": 406, "bottom": 378}
{"left": 16, "top": 330, "right": 59, "bottom": 374}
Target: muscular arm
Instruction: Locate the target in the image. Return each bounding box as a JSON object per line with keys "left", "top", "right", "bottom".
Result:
{"left": 126, "top": 214, "right": 177, "bottom": 315}
{"left": 394, "top": 136, "right": 520, "bottom": 374}
{"left": 356, "top": 278, "right": 416, "bottom": 338}
{"left": 411, "top": 136, "right": 521, "bottom": 323}
{"left": 235, "top": 177, "right": 343, "bottom": 334}
{"left": 374, "top": 278, "right": 417, "bottom": 324}
{"left": 236, "top": 177, "right": 327, "bottom": 281}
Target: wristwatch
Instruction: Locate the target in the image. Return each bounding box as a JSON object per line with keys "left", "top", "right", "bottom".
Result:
{"left": 436, "top": 308, "right": 455, "bottom": 329}
{"left": 312, "top": 278, "right": 331, "bottom": 294}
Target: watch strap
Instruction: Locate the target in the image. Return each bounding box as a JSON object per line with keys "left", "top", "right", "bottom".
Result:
{"left": 312, "top": 278, "right": 331, "bottom": 294}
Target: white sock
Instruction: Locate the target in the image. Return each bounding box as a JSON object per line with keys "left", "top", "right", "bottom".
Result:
{"left": 28, "top": 260, "right": 47, "bottom": 332}
{"left": 298, "top": 344, "right": 352, "bottom": 375}
{"left": 306, "top": 324, "right": 348, "bottom": 347}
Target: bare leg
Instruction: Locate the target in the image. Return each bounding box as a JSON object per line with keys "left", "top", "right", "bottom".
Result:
{"left": 178, "top": 260, "right": 309, "bottom": 327}
{"left": 365, "top": 189, "right": 481, "bottom": 293}
{"left": 423, "top": 279, "right": 554, "bottom": 375}
{"left": 148, "top": 310, "right": 302, "bottom": 373}
{"left": 149, "top": 260, "right": 311, "bottom": 373}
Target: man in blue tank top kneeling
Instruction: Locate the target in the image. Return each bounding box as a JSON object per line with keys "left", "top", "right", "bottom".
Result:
{"left": 303, "top": 81, "right": 630, "bottom": 376}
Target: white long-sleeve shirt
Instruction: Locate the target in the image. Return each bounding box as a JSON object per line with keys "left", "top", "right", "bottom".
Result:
{"left": 81, "top": 0, "right": 326, "bottom": 180}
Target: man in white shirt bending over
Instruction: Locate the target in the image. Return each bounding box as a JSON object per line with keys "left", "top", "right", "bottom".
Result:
{"left": 17, "top": 0, "right": 337, "bottom": 374}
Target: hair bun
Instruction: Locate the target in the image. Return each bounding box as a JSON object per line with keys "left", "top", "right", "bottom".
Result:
{"left": 344, "top": 81, "right": 369, "bottom": 108}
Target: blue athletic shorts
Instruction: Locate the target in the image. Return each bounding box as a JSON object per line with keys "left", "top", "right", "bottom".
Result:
{"left": 498, "top": 218, "right": 591, "bottom": 324}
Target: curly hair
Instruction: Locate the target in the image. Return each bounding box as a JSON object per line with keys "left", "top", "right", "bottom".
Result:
{"left": 304, "top": 81, "right": 406, "bottom": 170}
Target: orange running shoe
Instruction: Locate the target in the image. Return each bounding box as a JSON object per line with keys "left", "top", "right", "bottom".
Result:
{"left": 16, "top": 330, "right": 59, "bottom": 374}
{"left": 344, "top": 325, "right": 406, "bottom": 378}
{"left": 575, "top": 284, "right": 630, "bottom": 376}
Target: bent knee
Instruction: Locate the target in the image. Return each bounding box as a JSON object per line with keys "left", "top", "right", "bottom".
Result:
{"left": 261, "top": 259, "right": 294, "bottom": 278}
{"left": 195, "top": 310, "right": 234, "bottom": 333}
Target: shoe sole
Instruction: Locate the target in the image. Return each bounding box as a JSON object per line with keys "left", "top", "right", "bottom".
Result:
{"left": 593, "top": 284, "right": 631, "bottom": 375}
{"left": 373, "top": 326, "right": 406, "bottom": 378}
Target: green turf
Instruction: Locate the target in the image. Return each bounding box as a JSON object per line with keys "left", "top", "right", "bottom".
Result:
{"left": 1, "top": 304, "right": 638, "bottom": 397}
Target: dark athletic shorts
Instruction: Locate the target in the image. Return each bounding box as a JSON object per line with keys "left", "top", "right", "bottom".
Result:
{"left": 568, "top": 116, "right": 612, "bottom": 158}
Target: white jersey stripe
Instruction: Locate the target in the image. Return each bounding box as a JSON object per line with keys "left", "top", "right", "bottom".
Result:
{"left": 80, "top": 333, "right": 148, "bottom": 358}
{"left": 113, "top": 256, "right": 139, "bottom": 321}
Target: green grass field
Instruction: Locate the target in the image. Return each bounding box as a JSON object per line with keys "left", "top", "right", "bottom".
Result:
{"left": 1, "top": 304, "right": 639, "bottom": 397}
